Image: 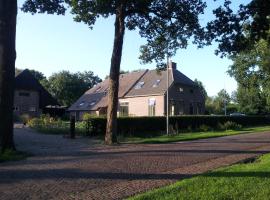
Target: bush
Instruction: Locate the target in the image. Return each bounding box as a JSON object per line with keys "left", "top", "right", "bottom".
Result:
{"left": 218, "top": 121, "right": 242, "bottom": 131}
{"left": 198, "top": 124, "right": 211, "bottom": 132}
{"left": 20, "top": 114, "right": 31, "bottom": 124}
{"left": 84, "top": 115, "right": 270, "bottom": 137}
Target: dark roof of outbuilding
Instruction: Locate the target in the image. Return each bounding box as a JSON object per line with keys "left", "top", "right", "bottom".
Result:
{"left": 15, "top": 69, "right": 60, "bottom": 108}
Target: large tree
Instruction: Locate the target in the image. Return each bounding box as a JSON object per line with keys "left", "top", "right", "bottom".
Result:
{"left": 0, "top": 0, "right": 17, "bottom": 152}
{"left": 228, "top": 39, "right": 270, "bottom": 114}
{"left": 46, "top": 70, "right": 101, "bottom": 106}
{"left": 22, "top": 0, "right": 208, "bottom": 144}
{"left": 207, "top": 0, "right": 270, "bottom": 56}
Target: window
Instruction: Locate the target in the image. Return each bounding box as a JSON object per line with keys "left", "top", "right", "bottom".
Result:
{"left": 79, "top": 102, "right": 85, "bottom": 106}
{"left": 148, "top": 98, "right": 156, "bottom": 116}
{"left": 13, "top": 106, "right": 19, "bottom": 111}
{"left": 179, "top": 87, "right": 184, "bottom": 92}
{"left": 95, "top": 87, "right": 101, "bottom": 93}
{"left": 178, "top": 101, "right": 184, "bottom": 115}
{"left": 190, "top": 89, "right": 194, "bottom": 94}
{"left": 189, "top": 103, "right": 194, "bottom": 115}
{"left": 29, "top": 106, "right": 36, "bottom": 112}
{"left": 19, "top": 92, "right": 30, "bottom": 97}
{"left": 119, "top": 102, "right": 129, "bottom": 116}
{"left": 197, "top": 102, "right": 202, "bottom": 114}
{"left": 169, "top": 100, "right": 175, "bottom": 116}
{"left": 152, "top": 79, "right": 161, "bottom": 88}
{"left": 134, "top": 81, "right": 145, "bottom": 89}
{"left": 89, "top": 101, "right": 96, "bottom": 106}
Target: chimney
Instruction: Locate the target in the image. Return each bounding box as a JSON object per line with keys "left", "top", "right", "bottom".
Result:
{"left": 169, "top": 61, "right": 177, "bottom": 70}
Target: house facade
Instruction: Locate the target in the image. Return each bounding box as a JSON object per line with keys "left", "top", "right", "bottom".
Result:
{"left": 69, "top": 62, "right": 205, "bottom": 120}
{"left": 14, "top": 69, "right": 60, "bottom": 117}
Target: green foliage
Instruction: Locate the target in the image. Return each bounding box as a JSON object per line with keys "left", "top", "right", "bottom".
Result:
{"left": 84, "top": 116, "right": 270, "bottom": 137}
{"left": 207, "top": 0, "right": 270, "bottom": 56}
{"left": 45, "top": 70, "right": 101, "bottom": 106}
{"left": 229, "top": 39, "right": 270, "bottom": 114}
{"left": 20, "top": 114, "right": 31, "bottom": 124}
{"left": 0, "top": 150, "right": 28, "bottom": 162}
{"left": 130, "top": 153, "right": 270, "bottom": 200}
{"left": 28, "top": 114, "right": 69, "bottom": 134}
{"left": 28, "top": 114, "right": 88, "bottom": 135}
{"left": 218, "top": 121, "right": 242, "bottom": 131}
{"left": 123, "top": 126, "right": 270, "bottom": 144}
{"left": 194, "top": 79, "right": 207, "bottom": 98}
{"left": 198, "top": 124, "right": 211, "bottom": 132}
{"left": 205, "top": 89, "right": 233, "bottom": 115}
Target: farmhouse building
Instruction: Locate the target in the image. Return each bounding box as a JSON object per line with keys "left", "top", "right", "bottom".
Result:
{"left": 14, "top": 69, "right": 60, "bottom": 117}
{"left": 69, "top": 62, "right": 205, "bottom": 120}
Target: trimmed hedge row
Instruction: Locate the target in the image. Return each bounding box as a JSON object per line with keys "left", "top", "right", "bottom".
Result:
{"left": 86, "top": 115, "right": 270, "bottom": 137}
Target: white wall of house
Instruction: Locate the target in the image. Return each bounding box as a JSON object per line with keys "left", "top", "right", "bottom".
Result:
{"left": 119, "top": 95, "right": 164, "bottom": 116}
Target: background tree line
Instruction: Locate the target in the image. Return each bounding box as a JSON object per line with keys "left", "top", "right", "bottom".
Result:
{"left": 16, "top": 68, "right": 102, "bottom": 107}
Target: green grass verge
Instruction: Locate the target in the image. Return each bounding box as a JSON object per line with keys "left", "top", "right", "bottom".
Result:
{"left": 0, "top": 150, "right": 28, "bottom": 162}
{"left": 129, "top": 153, "right": 270, "bottom": 200}
{"left": 121, "top": 126, "right": 270, "bottom": 144}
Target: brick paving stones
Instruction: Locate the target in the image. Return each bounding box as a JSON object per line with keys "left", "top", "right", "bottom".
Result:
{"left": 1, "top": 128, "right": 270, "bottom": 200}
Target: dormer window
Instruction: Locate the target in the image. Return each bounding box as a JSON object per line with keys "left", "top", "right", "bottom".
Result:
{"left": 134, "top": 81, "right": 145, "bottom": 89}
{"left": 79, "top": 102, "right": 85, "bottom": 106}
{"left": 153, "top": 79, "right": 161, "bottom": 88}
{"left": 179, "top": 87, "right": 184, "bottom": 92}
{"left": 95, "top": 87, "right": 101, "bottom": 92}
{"left": 89, "top": 101, "right": 96, "bottom": 106}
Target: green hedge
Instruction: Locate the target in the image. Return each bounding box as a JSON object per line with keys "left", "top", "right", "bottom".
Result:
{"left": 86, "top": 116, "right": 270, "bottom": 137}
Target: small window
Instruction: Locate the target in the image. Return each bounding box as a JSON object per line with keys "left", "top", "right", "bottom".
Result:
{"left": 19, "top": 92, "right": 30, "bottom": 97}
{"left": 119, "top": 102, "right": 129, "bottom": 116}
{"left": 79, "top": 102, "right": 85, "bottom": 106}
{"left": 148, "top": 98, "right": 156, "bottom": 116}
{"left": 153, "top": 79, "right": 161, "bottom": 88}
{"left": 134, "top": 81, "right": 145, "bottom": 89}
{"left": 179, "top": 87, "right": 184, "bottom": 92}
{"left": 190, "top": 89, "right": 194, "bottom": 94}
{"left": 95, "top": 87, "right": 101, "bottom": 93}
{"left": 29, "top": 106, "right": 36, "bottom": 112}
{"left": 13, "top": 106, "right": 19, "bottom": 111}
{"left": 89, "top": 101, "right": 96, "bottom": 106}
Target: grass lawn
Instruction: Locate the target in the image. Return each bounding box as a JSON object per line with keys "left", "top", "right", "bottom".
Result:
{"left": 129, "top": 153, "right": 270, "bottom": 200}
{"left": 121, "top": 126, "right": 270, "bottom": 144}
{"left": 0, "top": 150, "right": 28, "bottom": 163}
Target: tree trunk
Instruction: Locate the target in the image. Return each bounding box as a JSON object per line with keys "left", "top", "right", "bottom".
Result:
{"left": 105, "top": 4, "right": 126, "bottom": 145}
{"left": 0, "top": 0, "right": 17, "bottom": 152}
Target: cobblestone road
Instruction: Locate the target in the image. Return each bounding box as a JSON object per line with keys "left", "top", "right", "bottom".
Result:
{"left": 1, "top": 128, "right": 270, "bottom": 200}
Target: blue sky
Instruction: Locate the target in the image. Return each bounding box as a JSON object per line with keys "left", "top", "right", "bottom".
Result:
{"left": 16, "top": 0, "right": 250, "bottom": 96}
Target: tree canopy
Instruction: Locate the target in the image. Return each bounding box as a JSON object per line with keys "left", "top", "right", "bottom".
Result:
{"left": 228, "top": 39, "right": 270, "bottom": 114}
{"left": 22, "top": 0, "right": 210, "bottom": 144}
{"left": 207, "top": 0, "right": 270, "bottom": 56}
{"left": 44, "top": 70, "right": 101, "bottom": 106}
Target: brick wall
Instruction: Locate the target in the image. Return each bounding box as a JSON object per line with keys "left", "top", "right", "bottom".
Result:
{"left": 14, "top": 89, "right": 41, "bottom": 117}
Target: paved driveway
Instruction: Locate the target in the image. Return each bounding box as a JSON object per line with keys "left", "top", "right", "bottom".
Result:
{"left": 1, "top": 128, "right": 270, "bottom": 200}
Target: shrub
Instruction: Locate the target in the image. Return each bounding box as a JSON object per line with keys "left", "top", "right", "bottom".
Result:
{"left": 20, "top": 114, "right": 31, "bottom": 124}
{"left": 218, "top": 121, "right": 242, "bottom": 131}
{"left": 198, "top": 124, "right": 211, "bottom": 132}
{"left": 86, "top": 115, "right": 270, "bottom": 137}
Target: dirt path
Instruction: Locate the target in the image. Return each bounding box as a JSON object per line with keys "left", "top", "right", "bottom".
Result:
{"left": 1, "top": 128, "right": 270, "bottom": 200}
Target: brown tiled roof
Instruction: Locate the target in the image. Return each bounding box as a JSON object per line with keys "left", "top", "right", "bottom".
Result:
{"left": 125, "top": 68, "right": 196, "bottom": 97}
{"left": 69, "top": 70, "right": 147, "bottom": 111}
{"left": 69, "top": 67, "right": 197, "bottom": 111}
{"left": 125, "top": 69, "right": 174, "bottom": 97}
